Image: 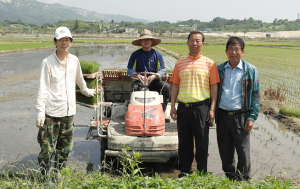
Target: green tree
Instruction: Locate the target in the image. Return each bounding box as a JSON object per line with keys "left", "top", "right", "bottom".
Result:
{"left": 233, "top": 28, "right": 239, "bottom": 36}
{"left": 75, "top": 19, "right": 80, "bottom": 30}
{"left": 169, "top": 27, "right": 175, "bottom": 35}
{"left": 242, "top": 28, "right": 249, "bottom": 37}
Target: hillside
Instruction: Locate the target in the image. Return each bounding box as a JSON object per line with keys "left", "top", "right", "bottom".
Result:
{"left": 0, "top": 0, "right": 148, "bottom": 25}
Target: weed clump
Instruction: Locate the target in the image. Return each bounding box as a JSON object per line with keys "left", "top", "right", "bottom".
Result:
{"left": 0, "top": 150, "right": 299, "bottom": 188}
{"left": 264, "top": 84, "right": 285, "bottom": 101}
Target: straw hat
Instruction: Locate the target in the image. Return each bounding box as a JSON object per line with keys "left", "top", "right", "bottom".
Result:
{"left": 132, "top": 29, "right": 161, "bottom": 46}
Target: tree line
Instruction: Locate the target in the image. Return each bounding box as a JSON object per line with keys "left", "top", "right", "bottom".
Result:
{"left": 1, "top": 17, "right": 300, "bottom": 35}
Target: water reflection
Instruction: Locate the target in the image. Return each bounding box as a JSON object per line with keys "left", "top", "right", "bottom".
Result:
{"left": 0, "top": 45, "right": 137, "bottom": 79}
{"left": 0, "top": 44, "right": 177, "bottom": 80}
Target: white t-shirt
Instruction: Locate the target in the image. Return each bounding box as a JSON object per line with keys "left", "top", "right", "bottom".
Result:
{"left": 36, "top": 52, "right": 90, "bottom": 118}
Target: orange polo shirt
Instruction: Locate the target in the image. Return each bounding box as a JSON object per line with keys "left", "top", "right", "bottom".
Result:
{"left": 170, "top": 54, "right": 220, "bottom": 103}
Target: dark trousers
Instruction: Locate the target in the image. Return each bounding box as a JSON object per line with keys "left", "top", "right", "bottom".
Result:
{"left": 177, "top": 100, "right": 210, "bottom": 173}
{"left": 132, "top": 79, "right": 170, "bottom": 110}
{"left": 216, "top": 109, "right": 251, "bottom": 180}
{"left": 132, "top": 79, "right": 170, "bottom": 98}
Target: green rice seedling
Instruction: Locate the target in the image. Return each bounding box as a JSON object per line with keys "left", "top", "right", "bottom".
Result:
{"left": 79, "top": 60, "right": 100, "bottom": 74}
{"left": 279, "top": 106, "right": 300, "bottom": 117}
{"left": 76, "top": 78, "right": 100, "bottom": 90}
{"left": 0, "top": 43, "right": 54, "bottom": 51}
{"left": 76, "top": 92, "right": 101, "bottom": 105}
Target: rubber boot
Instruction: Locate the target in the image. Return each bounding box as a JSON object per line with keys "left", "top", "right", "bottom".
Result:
{"left": 162, "top": 98, "right": 170, "bottom": 123}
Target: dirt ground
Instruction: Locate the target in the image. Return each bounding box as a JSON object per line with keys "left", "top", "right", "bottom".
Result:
{"left": 260, "top": 96, "right": 300, "bottom": 136}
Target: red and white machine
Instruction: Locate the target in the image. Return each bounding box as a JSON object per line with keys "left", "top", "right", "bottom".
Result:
{"left": 125, "top": 72, "right": 165, "bottom": 136}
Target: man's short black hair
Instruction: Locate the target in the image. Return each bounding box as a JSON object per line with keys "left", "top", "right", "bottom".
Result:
{"left": 226, "top": 36, "right": 245, "bottom": 50}
{"left": 188, "top": 31, "right": 205, "bottom": 42}
{"left": 54, "top": 37, "right": 73, "bottom": 42}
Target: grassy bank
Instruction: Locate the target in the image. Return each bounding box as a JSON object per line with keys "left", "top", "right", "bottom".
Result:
{"left": 0, "top": 149, "right": 299, "bottom": 189}
{"left": 1, "top": 36, "right": 300, "bottom": 51}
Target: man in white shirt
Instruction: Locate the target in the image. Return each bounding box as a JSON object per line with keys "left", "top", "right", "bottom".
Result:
{"left": 36, "top": 26, "right": 95, "bottom": 175}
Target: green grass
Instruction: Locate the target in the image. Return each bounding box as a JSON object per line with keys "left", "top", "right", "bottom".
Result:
{"left": 0, "top": 148, "right": 298, "bottom": 188}
{"left": 1, "top": 37, "right": 300, "bottom": 52}
{"left": 0, "top": 43, "right": 53, "bottom": 51}
{"left": 279, "top": 107, "right": 300, "bottom": 118}
{"left": 161, "top": 40, "right": 300, "bottom": 47}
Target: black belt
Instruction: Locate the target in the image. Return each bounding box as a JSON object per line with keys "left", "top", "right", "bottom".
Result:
{"left": 179, "top": 99, "right": 210, "bottom": 108}
{"left": 218, "top": 108, "right": 251, "bottom": 116}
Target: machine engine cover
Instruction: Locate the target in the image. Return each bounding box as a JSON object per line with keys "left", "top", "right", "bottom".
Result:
{"left": 125, "top": 104, "right": 165, "bottom": 136}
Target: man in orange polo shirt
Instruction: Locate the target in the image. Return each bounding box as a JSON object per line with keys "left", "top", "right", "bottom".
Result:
{"left": 170, "top": 31, "right": 220, "bottom": 177}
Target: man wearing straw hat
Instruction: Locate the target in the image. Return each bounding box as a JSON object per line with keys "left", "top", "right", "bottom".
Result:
{"left": 127, "top": 29, "right": 170, "bottom": 121}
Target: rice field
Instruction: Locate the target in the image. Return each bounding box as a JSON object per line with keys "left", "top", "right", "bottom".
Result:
{"left": 0, "top": 43, "right": 53, "bottom": 51}
{"left": 0, "top": 37, "right": 299, "bottom": 109}
{"left": 159, "top": 44, "right": 300, "bottom": 110}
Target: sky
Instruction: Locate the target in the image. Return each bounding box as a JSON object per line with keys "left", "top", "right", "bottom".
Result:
{"left": 36, "top": 0, "right": 300, "bottom": 23}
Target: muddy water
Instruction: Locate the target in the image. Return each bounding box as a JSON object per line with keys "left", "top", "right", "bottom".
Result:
{"left": 0, "top": 45, "right": 299, "bottom": 179}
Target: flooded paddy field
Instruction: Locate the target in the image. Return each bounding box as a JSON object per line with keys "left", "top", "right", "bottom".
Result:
{"left": 0, "top": 45, "right": 299, "bottom": 179}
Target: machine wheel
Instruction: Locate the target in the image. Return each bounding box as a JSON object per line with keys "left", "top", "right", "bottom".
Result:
{"left": 166, "top": 156, "right": 179, "bottom": 170}
{"left": 104, "top": 106, "right": 111, "bottom": 118}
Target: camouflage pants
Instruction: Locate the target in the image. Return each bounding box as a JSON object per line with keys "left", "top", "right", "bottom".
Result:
{"left": 37, "top": 115, "right": 74, "bottom": 167}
